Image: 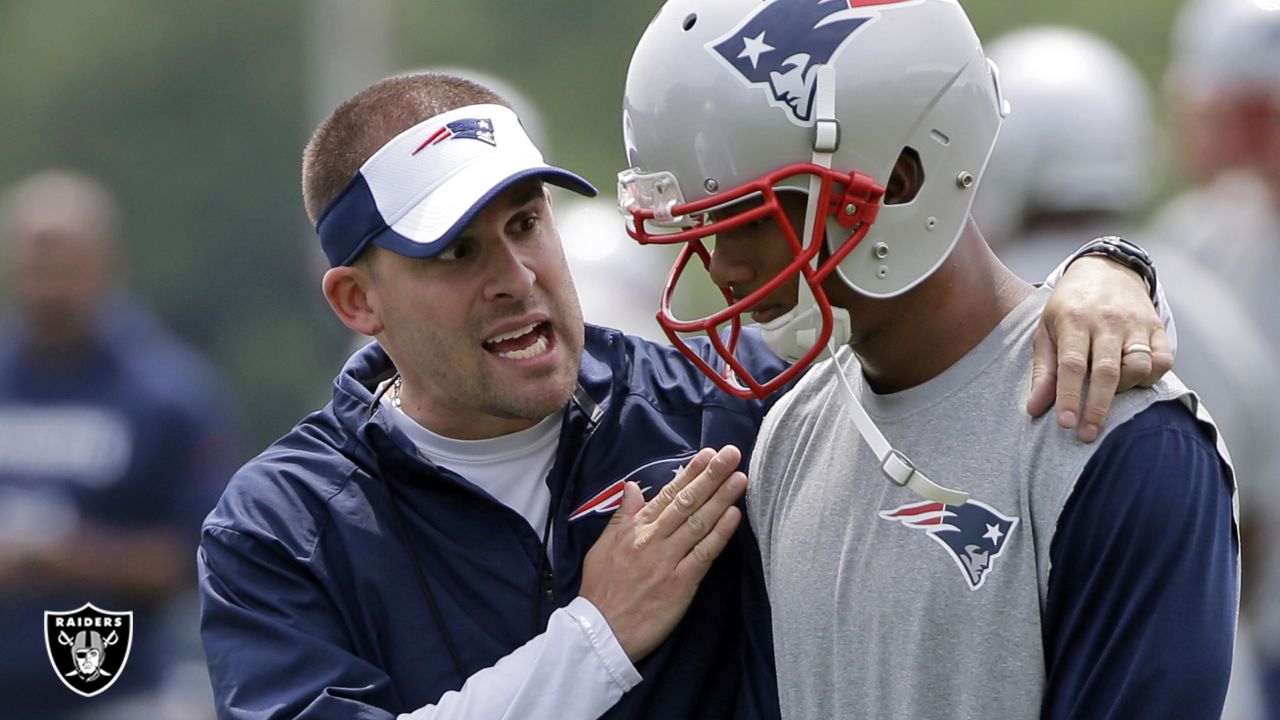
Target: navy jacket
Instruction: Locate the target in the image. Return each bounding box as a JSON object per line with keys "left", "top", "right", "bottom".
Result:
{"left": 199, "top": 325, "right": 786, "bottom": 719}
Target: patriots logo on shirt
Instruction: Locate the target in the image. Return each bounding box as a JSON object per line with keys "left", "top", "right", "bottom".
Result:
{"left": 879, "top": 499, "right": 1018, "bottom": 591}
{"left": 709, "top": 0, "right": 910, "bottom": 124}
{"left": 412, "top": 118, "right": 496, "bottom": 154}
{"left": 569, "top": 451, "right": 699, "bottom": 521}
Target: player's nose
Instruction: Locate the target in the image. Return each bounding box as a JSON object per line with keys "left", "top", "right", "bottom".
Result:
{"left": 708, "top": 234, "right": 755, "bottom": 290}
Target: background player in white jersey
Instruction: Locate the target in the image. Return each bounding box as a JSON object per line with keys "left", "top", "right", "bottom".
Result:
{"left": 618, "top": 0, "right": 1238, "bottom": 717}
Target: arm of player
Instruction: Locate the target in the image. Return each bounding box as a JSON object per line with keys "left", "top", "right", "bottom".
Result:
{"left": 1033, "top": 252, "right": 1177, "bottom": 441}
{"left": 200, "top": 447, "right": 746, "bottom": 720}
{"left": 1040, "top": 401, "right": 1237, "bottom": 719}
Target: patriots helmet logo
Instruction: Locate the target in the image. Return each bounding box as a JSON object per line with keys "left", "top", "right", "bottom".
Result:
{"left": 413, "top": 117, "right": 497, "bottom": 154}
{"left": 710, "top": 0, "right": 901, "bottom": 124}
{"left": 880, "top": 499, "right": 1019, "bottom": 590}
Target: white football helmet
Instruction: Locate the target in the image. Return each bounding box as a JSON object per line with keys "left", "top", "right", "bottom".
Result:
{"left": 1169, "top": 0, "right": 1280, "bottom": 103}
{"left": 618, "top": 0, "right": 1006, "bottom": 399}
{"left": 975, "top": 26, "right": 1157, "bottom": 244}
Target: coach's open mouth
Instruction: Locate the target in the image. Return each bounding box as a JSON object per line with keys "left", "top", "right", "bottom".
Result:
{"left": 482, "top": 321, "right": 553, "bottom": 360}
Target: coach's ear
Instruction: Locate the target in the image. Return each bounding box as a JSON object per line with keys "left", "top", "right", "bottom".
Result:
{"left": 322, "top": 264, "right": 384, "bottom": 337}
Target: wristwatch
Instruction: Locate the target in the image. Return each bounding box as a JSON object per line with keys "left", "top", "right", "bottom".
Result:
{"left": 1069, "top": 236, "right": 1157, "bottom": 301}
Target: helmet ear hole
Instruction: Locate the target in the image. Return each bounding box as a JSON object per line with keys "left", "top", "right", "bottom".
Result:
{"left": 885, "top": 147, "right": 923, "bottom": 205}
{"left": 682, "top": 14, "right": 698, "bottom": 31}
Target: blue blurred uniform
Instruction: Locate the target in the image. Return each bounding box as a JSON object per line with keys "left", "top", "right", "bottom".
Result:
{"left": 0, "top": 298, "right": 232, "bottom": 719}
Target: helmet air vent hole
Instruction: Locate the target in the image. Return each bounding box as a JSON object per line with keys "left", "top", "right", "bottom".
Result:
{"left": 885, "top": 147, "right": 923, "bottom": 206}
{"left": 931, "top": 129, "right": 951, "bottom": 146}
{"left": 683, "top": 14, "right": 697, "bottom": 31}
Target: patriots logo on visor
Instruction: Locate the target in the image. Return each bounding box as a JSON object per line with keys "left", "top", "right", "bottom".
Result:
{"left": 412, "top": 117, "right": 496, "bottom": 154}
{"left": 880, "top": 499, "right": 1019, "bottom": 591}
{"left": 710, "top": 0, "right": 887, "bottom": 124}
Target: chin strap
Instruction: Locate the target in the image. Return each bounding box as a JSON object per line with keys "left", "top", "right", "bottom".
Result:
{"left": 759, "top": 65, "right": 968, "bottom": 507}
{"left": 761, "top": 64, "right": 853, "bottom": 363}
{"left": 824, "top": 342, "right": 969, "bottom": 506}
{"left": 758, "top": 303, "right": 850, "bottom": 363}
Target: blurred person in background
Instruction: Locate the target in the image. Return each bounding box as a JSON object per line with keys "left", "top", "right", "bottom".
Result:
{"left": 978, "top": 24, "right": 1278, "bottom": 718}
{"left": 1151, "top": 0, "right": 1280, "bottom": 713}
{"left": 0, "top": 170, "right": 234, "bottom": 719}
{"left": 1152, "top": 0, "right": 1280, "bottom": 373}
{"left": 975, "top": 26, "right": 1158, "bottom": 263}
{"left": 1154, "top": 0, "right": 1280, "bottom": 339}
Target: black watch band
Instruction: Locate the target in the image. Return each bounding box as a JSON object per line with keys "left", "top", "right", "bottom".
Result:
{"left": 1070, "top": 236, "right": 1158, "bottom": 302}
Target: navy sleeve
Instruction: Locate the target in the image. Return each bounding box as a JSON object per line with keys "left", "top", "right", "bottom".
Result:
{"left": 199, "top": 526, "right": 400, "bottom": 720}
{"left": 1041, "top": 400, "right": 1238, "bottom": 719}
{"left": 736, "top": 512, "right": 782, "bottom": 720}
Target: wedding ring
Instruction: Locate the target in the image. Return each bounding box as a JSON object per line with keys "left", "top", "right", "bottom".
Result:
{"left": 1122, "top": 342, "right": 1153, "bottom": 355}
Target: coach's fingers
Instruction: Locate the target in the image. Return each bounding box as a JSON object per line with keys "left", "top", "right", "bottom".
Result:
{"left": 595, "top": 481, "right": 646, "bottom": 546}
{"left": 1078, "top": 334, "right": 1123, "bottom": 442}
{"left": 1053, "top": 325, "right": 1091, "bottom": 431}
{"left": 1141, "top": 326, "right": 1174, "bottom": 388}
{"left": 669, "top": 471, "right": 747, "bottom": 554}
{"left": 675, "top": 505, "right": 742, "bottom": 582}
{"left": 637, "top": 448, "right": 715, "bottom": 524}
{"left": 615, "top": 481, "right": 645, "bottom": 523}
{"left": 653, "top": 445, "right": 741, "bottom": 540}
{"left": 1027, "top": 322, "right": 1057, "bottom": 418}
{"left": 1117, "top": 335, "right": 1155, "bottom": 391}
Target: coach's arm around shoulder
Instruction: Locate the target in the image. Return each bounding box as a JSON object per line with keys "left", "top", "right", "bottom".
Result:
{"left": 198, "top": 446, "right": 746, "bottom": 720}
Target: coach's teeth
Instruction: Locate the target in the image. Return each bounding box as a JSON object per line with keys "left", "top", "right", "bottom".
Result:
{"left": 485, "top": 323, "right": 538, "bottom": 346}
{"left": 496, "top": 333, "right": 549, "bottom": 359}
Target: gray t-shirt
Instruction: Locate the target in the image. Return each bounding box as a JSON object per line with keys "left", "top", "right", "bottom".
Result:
{"left": 747, "top": 288, "right": 1227, "bottom": 719}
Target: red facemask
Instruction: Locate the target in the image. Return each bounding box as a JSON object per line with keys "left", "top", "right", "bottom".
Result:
{"left": 622, "top": 162, "right": 884, "bottom": 398}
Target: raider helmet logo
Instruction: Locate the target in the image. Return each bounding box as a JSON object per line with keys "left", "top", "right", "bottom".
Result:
{"left": 44, "top": 603, "right": 133, "bottom": 697}
{"left": 710, "top": 0, "right": 904, "bottom": 124}
{"left": 880, "top": 499, "right": 1019, "bottom": 590}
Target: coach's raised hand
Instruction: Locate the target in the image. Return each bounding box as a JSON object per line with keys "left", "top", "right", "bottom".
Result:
{"left": 579, "top": 445, "right": 746, "bottom": 663}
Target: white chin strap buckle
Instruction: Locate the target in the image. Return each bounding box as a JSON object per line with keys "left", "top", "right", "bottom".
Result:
{"left": 881, "top": 449, "right": 969, "bottom": 506}
{"left": 759, "top": 303, "right": 852, "bottom": 365}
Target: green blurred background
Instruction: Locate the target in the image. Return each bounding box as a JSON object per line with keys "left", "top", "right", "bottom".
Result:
{"left": 0, "top": 0, "right": 1189, "bottom": 456}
